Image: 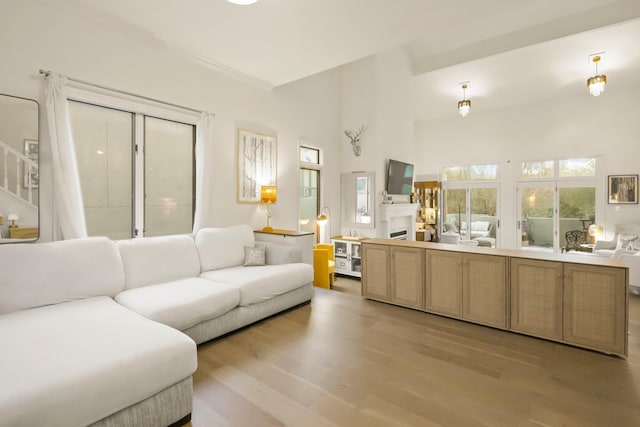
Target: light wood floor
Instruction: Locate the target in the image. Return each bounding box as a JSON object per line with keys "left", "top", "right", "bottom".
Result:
{"left": 188, "top": 277, "right": 640, "bottom": 426}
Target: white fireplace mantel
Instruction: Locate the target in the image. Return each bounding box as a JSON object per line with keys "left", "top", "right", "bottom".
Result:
{"left": 378, "top": 203, "right": 419, "bottom": 240}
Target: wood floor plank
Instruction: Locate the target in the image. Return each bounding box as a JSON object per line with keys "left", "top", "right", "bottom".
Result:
{"left": 191, "top": 280, "right": 640, "bottom": 426}
{"left": 210, "top": 364, "right": 337, "bottom": 427}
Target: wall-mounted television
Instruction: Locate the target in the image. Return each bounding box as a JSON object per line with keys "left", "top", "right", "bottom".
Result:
{"left": 386, "top": 159, "right": 414, "bottom": 195}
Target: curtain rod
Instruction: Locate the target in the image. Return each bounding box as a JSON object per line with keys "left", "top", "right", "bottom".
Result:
{"left": 39, "top": 69, "right": 212, "bottom": 116}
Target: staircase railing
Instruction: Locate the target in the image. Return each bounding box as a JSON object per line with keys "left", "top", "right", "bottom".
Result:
{"left": 0, "top": 139, "right": 38, "bottom": 209}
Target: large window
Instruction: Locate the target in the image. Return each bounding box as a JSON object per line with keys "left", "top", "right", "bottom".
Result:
{"left": 69, "top": 100, "right": 195, "bottom": 239}
{"left": 299, "top": 145, "right": 321, "bottom": 235}
{"left": 442, "top": 163, "right": 500, "bottom": 247}
{"left": 517, "top": 158, "right": 597, "bottom": 252}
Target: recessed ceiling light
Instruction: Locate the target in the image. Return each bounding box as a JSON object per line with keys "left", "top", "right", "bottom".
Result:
{"left": 227, "top": 0, "right": 258, "bottom": 5}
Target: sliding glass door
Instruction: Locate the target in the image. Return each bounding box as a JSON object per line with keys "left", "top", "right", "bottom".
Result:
{"left": 517, "top": 181, "right": 596, "bottom": 252}
{"left": 442, "top": 184, "right": 500, "bottom": 247}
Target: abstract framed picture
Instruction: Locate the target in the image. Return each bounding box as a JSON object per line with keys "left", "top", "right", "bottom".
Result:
{"left": 23, "top": 139, "right": 39, "bottom": 189}
{"left": 237, "top": 129, "right": 277, "bottom": 203}
{"left": 608, "top": 174, "right": 638, "bottom": 204}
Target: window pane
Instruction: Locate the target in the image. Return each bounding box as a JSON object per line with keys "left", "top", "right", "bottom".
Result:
{"left": 300, "top": 146, "right": 319, "bottom": 164}
{"left": 443, "top": 189, "right": 466, "bottom": 235}
{"left": 299, "top": 168, "right": 319, "bottom": 233}
{"left": 442, "top": 166, "right": 467, "bottom": 181}
{"left": 559, "top": 158, "right": 596, "bottom": 177}
{"left": 559, "top": 187, "right": 595, "bottom": 249}
{"left": 69, "top": 101, "right": 133, "bottom": 240}
{"left": 145, "top": 117, "right": 194, "bottom": 237}
{"left": 520, "top": 186, "right": 554, "bottom": 250}
{"left": 470, "top": 187, "right": 497, "bottom": 247}
{"left": 521, "top": 161, "right": 554, "bottom": 179}
{"left": 470, "top": 164, "right": 497, "bottom": 180}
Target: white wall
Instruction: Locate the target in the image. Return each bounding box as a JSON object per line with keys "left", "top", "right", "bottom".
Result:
{"left": 339, "top": 48, "right": 416, "bottom": 237}
{"left": 5, "top": 1, "right": 634, "bottom": 246}
{"left": 415, "top": 85, "right": 640, "bottom": 247}
{"left": 0, "top": 0, "right": 342, "bottom": 241}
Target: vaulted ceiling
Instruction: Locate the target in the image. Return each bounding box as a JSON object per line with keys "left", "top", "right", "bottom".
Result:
{"left": 46, "top": 0, "right": 640, "bottom": 118}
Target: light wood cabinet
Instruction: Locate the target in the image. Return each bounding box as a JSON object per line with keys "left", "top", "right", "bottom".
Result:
{"left": 463, "top": 254, "right": 507, "bottom": 328}
{"left": 362, "top": 244, "right": 424, "bottom": 309}
{"left": 361, "top": 244, "right": 390, "bottom": 301}
{"left": 563, "top": 263, "right": 627, "bottom": 355}
{"left": 425, "top": 249, "right": 462, "bottom": 317}
{"left": 425, "top": 250, "right": 507, "bottom": 327}
{"left": 510, "top": 258, "right": 563, "bottom": 340}
{"left": 390, "top": 246, "right": 424, "bottom": 310}
{"left": 362, "top": 239, "right": 629, "bottom": 357}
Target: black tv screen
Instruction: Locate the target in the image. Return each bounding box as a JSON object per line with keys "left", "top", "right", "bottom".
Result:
{"left": 386, "top": 159, "right": 414, "bottom": 195}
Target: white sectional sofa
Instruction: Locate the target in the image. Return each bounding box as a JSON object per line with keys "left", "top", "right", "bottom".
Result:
{"left": 0, "top": 224, "right": 314, "bottom": 427}
{"left": 593, "top": 223, "right": 640, "bottom": 294}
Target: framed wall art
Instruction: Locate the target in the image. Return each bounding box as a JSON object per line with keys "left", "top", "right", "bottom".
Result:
{"left": 608, "top": 174, "right": 638, "bottom": 204}
{"left": 237, "top": 129, "right": 277, "bottom": 203}
{"left": 23, "top": 139, "right": 39, "bottom": 189}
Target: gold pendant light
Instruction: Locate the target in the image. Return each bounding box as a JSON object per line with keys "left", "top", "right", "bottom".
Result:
{"left": 587, "top": 54, "right": 607, "bottom": 97}
{"left": 458, "top": 82, "right": 471, "bottom": 117}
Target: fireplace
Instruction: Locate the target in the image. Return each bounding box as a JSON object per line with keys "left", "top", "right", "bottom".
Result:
{"left": 378, "top": 203, "right": 419, "bottom": 241}
{"left": 390, "top": 229, "right": 408, "bottom": 240}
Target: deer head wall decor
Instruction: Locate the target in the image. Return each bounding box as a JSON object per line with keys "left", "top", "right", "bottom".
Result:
{"left": 344, "top": 126, "right": 364, "bottom": 157}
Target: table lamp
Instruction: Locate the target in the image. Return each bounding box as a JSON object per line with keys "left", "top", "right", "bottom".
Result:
{"left": 8, "top": 213, "right": 19, "bottom": 228}
{"left": 260, "top": 185, "right": 276, "bottom": 232}
{"left": 588, "top": 224, "right": 604, "bottom": 242}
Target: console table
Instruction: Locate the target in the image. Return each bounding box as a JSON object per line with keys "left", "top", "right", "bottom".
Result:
{"left": 362, "top": 238, "right": 629, "bottom": 357}
{"left": 254, "top": 229, "right": 314, "bottom": 265}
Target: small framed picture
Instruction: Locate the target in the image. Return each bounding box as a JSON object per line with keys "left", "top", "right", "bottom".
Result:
{"left": 23, "top": 139, "right": 39, "bottom": 189}
{"left": 608, "top": 174, "right": 638, "bottom": 204}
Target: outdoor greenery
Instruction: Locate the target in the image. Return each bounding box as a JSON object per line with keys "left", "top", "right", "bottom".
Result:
{"left": 521, "top": 187, "right": 595, "bottom": 220}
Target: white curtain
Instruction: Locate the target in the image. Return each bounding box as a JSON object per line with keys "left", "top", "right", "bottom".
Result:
{"left": 45, "top": 74, "right": 87, "bottom": 240}
{"left": 192, "top": 112, "right": 216, "bottom": 233}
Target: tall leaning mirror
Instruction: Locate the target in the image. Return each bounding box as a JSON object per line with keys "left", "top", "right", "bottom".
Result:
{"left": 0, "top": 94, "right": 39, "bottom": 242}
{"left": 341, "top": 171, "right": 375, "bottom": 229}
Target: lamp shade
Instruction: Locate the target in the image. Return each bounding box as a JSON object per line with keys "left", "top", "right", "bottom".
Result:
{"left": 587, "top": 75, "right": 606, "bottom": 96}
{"left": 317, "top": 214, "right": 328, "bottom": 225}
{"left": 458, "top": 99, "right": 471, "bottom": 117}
{"left": 8, "top": 214, "right": 19, "bottom": 221}
{"left": 260, "top": 185, "right": 276, "bottom": 204}
{"left": 588, "top": 224, "right": 604, "bottom": 238}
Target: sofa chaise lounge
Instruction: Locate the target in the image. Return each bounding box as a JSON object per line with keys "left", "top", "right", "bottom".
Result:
{"left": 0, "top": 224, "right": 314, "bottom": 427}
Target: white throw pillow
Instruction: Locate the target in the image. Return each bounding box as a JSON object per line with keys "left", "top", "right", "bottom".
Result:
{"left": 630, "top": 240, "right": 640, "bottom": 251}
{"left": 244, "top": 246, "right": 266, "bottom": 266}
{"left": 617, "top": 234, "right": 638, "bottom": 250}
